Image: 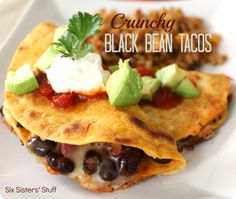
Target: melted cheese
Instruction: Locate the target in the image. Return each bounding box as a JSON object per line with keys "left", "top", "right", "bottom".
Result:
{"left": 66, "top": 144, "right": 128, "bottom": 188}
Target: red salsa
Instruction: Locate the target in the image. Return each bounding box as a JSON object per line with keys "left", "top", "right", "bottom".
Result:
{"left": 140, "top": 88, "right": 183, "bottom": 109}
{"left": 36, "top": 71, "right": 184, "bottom": 110}
{"left": 136, "top": 66, "right": 155, "bottom": 77}
{"left": 36, "top": 72, "right": 107, "bottom": 109}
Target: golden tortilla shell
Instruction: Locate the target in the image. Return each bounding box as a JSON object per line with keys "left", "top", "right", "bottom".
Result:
{"left": 141, "top": 72, "right": 231, "bottom": 141}
{"left": 4, "top": 103, "right": 176, "bottom": 192}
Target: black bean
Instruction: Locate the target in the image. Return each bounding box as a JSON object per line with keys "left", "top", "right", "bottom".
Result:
{"left": 154, "top": 158, "right": 172, "bottom": 164}
{"left": 99, "top": 159, "right": 118, "bottom": 181}
{"left": 83, "top": 150, "right": 102, "bottom": 175}
{"left": 85, "top": 150, "right": 102, "bottom": 161}
{"left": 83, "top": 158, "right": 97, "bottom": 175}
{"left": 46, "top": 152, "right": 75, "bottom": 174}
{"left": 46, "top": 152, "right": 63, "bottom": 168}
{"left": 118, "top": 148, "right": 142, "bottom": 175}
{"left": 56, "top": 157, "right": 75, "bottom": 173}
{"left": 27, "top": 137, "right": 56, "bottom": 156}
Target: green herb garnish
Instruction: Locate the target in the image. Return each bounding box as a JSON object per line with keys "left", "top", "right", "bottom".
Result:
{"left": 54, "top": 12, "right": 103, "bottom": 60}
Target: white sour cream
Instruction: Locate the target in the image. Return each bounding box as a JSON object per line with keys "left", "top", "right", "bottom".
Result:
{"left": 45, "top": 53, "right": 110, "bottom": 95}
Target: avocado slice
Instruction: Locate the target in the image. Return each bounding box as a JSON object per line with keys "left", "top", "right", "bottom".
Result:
{"left": 53, "top": 24, "right": 68, "bottom": 42}
{"left": 106, "top": 59, "right": 143, "bottom": 106}
{"left": 34, "top": 25, "right": 68, "bottom": 72}
{"left": 6, "top": 64, "right": 39, "bottom": 95}
{"left": 174, "top": 78, "right": 200, "bottom": 98}
{"left": 108, "top": 65, "right": 119, "bottom": 73}
{"left": 141, "top": 76, "right": 161, "bottom": 100}
{"left": 34, "top": 46, "right": 58, "bottom": 71}
{"left": 155, "top": 64, "right": 186, "bottom": 88}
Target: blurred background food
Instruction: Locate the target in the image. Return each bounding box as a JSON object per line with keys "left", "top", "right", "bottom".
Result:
{"left": 91, "top": 8, "right": 226, "bottom": 70}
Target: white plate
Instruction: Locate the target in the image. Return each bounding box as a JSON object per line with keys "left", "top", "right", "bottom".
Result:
{"left": 0, "top": 0, "right": 236, "bottom": 199}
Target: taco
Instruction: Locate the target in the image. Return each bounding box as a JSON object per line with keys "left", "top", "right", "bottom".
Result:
{"left": 3, "top": 16, "right": 186, "bottom": 192}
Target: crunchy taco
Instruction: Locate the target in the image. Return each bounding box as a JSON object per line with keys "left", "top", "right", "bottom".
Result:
{"left": 3, "top": 13, "right": 186, "bottom": 192}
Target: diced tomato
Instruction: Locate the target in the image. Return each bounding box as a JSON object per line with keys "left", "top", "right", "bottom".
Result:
{"left": 102, "top": 63, "right": 109, "bottom": 70}
{"left": 151, "top": 88, "right": 183, "bottom": 109}
{"left": 136, "top": 66, "right": 155, "bottom": 77}
{"left": 36, "top": 72, "right": 47, "bottom": 84}
{"left": 39, "top": 82, "right": 54, "bottom": 97}
{"left": 52, "top": 93, "right": 77, "bottom": 109}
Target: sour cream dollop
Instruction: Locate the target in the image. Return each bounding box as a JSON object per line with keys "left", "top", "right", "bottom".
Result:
{"left": 45, "top": 53, "right": 110, "bottom": 95}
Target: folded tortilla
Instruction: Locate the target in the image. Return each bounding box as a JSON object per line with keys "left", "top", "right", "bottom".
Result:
{"left": 4, "top": 23, "right": 186, "bottom": 192}
{"left": 141, "top": 71, "right": 231, "bottom": 150}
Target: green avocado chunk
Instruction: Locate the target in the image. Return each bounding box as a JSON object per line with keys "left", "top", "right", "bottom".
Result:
{"left": 53, "top": 24, "right": 68, "bottom": 42}
{"left": 155, "top": 64, "right": 186, "bottom": 88}
{"left": 108, "top": 65, "right": 119, "bottom": 73}
{"left": 141, "top": 76, "right": 161, "bottom": 100}
{"left": 34, "top": 46, "right": 58, "bottom": 71}
{"left": 174, "top": 78, "right": 200, "bottom": 98}
{"left": 6, "top": 64, "right": 39, "bottom": 95}
{"left": 106, "top": 59, "right": 143, "bottom": 106}
{"left": 34, "top": 25, "right": 68, "bottom": 72}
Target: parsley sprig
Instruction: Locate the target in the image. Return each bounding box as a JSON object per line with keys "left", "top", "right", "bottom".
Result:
{"left": 54, "top": 12, "right": 103, "bottom": 60}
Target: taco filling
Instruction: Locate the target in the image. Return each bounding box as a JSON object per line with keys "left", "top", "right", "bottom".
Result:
{"left": 3, "top": 101, "right": 181, "bottom": 192}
